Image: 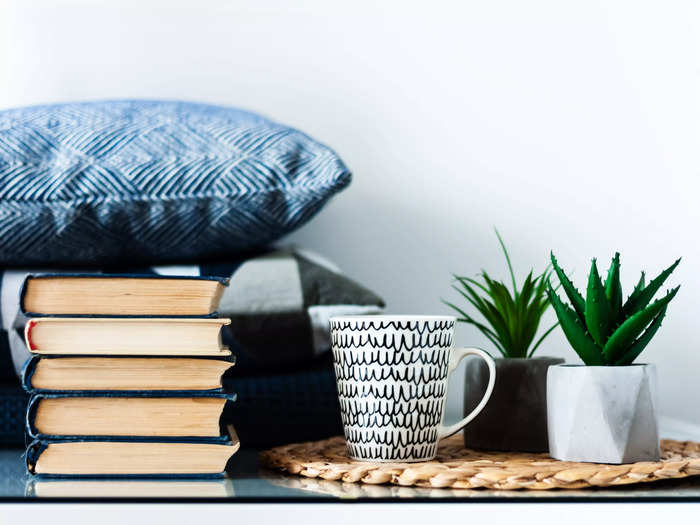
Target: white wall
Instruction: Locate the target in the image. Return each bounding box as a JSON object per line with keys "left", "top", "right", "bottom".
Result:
{"left": 1, "top": 0, "right": 699, "bottom": 427}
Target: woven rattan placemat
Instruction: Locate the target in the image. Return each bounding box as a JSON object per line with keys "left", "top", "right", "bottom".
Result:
{"left": 260, "top": 435, "right": 700, "bottom": 490}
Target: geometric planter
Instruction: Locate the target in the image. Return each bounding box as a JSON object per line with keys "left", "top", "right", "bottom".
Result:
{"left": 464, "top": 357, "right": 564, "bottom": 452}
{"left": 547, "top": 363, "right": 660, "bottom": 464}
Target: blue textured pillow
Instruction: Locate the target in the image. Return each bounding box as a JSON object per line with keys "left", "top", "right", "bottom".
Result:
{"left": 0, "top": 100, "right": 351, "bottom": 265}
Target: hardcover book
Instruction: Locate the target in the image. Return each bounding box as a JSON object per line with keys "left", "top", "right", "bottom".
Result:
{"left": 26, "top": 392, "right": 236, "bottom": 442}
{"left": 26, "top": 426, "right": 240, "bottom": 477}
{"left": 21, "top": 274, "right": 229, "bottom": 317}
{"left": 24, "top": 317, "right": 232, "bottom": 356}
{"left": 22, "top": 355, "right": 235, "bottom": 393}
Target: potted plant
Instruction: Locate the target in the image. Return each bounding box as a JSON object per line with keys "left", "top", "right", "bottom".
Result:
{"left": 546, "top": 252, "right": 680, "bottom": 463}
{"left": 444, "top": 230, "right": 563, "bottom": 452}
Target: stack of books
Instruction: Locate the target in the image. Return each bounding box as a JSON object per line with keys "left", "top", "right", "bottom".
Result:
{"left": 20, "top": 274, "right": 240, "bottom": 477}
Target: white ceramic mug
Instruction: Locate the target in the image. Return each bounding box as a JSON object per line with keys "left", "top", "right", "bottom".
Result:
{"left": 330, "top": 315, "right": 496, "bottom": 462}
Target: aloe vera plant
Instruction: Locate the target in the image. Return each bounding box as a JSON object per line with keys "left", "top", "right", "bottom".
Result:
{"left": 547, "top": 253, "right": 680, "bottom": 366}
{"left": 443, "top": 230, "right": 558, "bottom": 358}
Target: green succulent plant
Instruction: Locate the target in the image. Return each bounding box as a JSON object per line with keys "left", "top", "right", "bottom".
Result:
{"left": 546, "top": 252, "right": 680, "bottom": 366}
{"left": 443, "top": 230, "right": 559, "bottom": 358}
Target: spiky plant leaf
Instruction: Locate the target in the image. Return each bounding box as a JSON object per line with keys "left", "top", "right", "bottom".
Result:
{"left": 451, "top": 282, "right": 514, "bottom": 352}
{"left": 604, "top": 252, "right": 622, "bottom": 321}
{"left": 484, "top": 276, "right": 521, "bottom": 353}
{"left": 622, "top": 258, "right": 680, "bottom": 317}
{"left": 547, "top": 284, "right": 604, "bottom": 365}
{"left": 635, "top": 272, "right": 646, "bottom": 291}
{"left": 445, "top": 231, "right": 556, "bottom": 358}
{"left": 585, "top": 258, "right": 613, "bottom": 347}
{"left": 495, "top": 228, "right": 517, "bottom": 294}
{"left": 449, "top": 278, "right": 514, "bottom": 352}
{"left": 519, "top": 299, "right": 543, "bottom": 356}
{"left": 550, "top": 252, "right": 586, "bottom": 323}
{"left": 536, "top": 270, "right": 557, "bottom": 317}
{"left": 452, "top": 279, "right": 488, "bottom": 315}
{"left": 443, "top": 297, "right": 499, "bottom": 340}
{"left": 519, "top": 271, "right": 535, "bottom": 312}
{"left": 602, "top": 286, "right": 680, "bottom": 364}
{"left": 455, "top": 275, "right": 488, "bottom": 294}
{"left": 442, "top": 299, "right": 507, "bottom": 356}
{"left": 621, "top": 271, "right": 646, "bottom": 317}
{"left": 614, "top": 306, "right": 667, "bottom": 366}
{"left": 482, "top": 273, "right": 517, "bottom": 323}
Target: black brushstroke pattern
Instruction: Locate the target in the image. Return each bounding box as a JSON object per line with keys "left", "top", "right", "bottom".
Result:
{"left": 331, "top": 320, "right": 456, "bottom": 461}
{"left": 331, "top": 347, "right": 450, "bottom": 367}
{"left": 333, "top": 361, "right": 449, "bottom": 385}
{"left": 334, "top": 378, "right": 447, "bottom": 400}
{"left": 346, "top": 442, "right": 438, "bottom": 461}
{"left": 338, "top": 398, "right": 444, "bottom": 418}
{"left": 344, "top": 428, "right": 439, "bottom": 447}
{"left": 330, "top": 319, "right": 454, "bottom": 333}
{"left": 339, "top": 402, "right": 444, "bottom": 428}
{"left": 331, "top": 331, "right": 453, "bottom": 351}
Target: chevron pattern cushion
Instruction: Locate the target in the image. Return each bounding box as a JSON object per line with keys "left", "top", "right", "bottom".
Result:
{"left": 0, "top": 100, "right": 351, "bottom": 265}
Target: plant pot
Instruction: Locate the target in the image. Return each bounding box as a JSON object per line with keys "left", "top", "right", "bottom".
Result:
{"left": 463, "top": 356, "right": 564, "bottom": 452}
{"left": 547, "top": 363, "right": 660, "bottom": 464}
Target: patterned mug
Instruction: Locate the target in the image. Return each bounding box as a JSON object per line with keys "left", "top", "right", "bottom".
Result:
{"left": 330, "top": 315, "right": 496, "bottom": 462}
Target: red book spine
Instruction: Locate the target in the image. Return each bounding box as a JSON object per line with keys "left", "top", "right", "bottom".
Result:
{"left": 25, "top": 319, "right": 37, "bottom": 351}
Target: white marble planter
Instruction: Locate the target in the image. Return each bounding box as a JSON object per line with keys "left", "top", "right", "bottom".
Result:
{"left": 547, "top": 364, "right": 659, "bottom": 464}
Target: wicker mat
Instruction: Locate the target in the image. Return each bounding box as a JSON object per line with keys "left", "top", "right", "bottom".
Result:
{"left": 260, "top": 435, "right": 700, "bottom": 490}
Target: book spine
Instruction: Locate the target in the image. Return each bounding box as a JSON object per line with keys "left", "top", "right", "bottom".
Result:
{"left": 18, "top": 276, "right": 29, "bottom": 316}
{"left": 24, "top": 319, "right": 37, "bottom": 352}
{"left": 25, "top": 439, "right": 48, "bottom": 475}
{"left": 25, "top": 394, "right": 41, "bottom": 440}
{"left": 20, "top": 355, "right": 39, "bottom": 392}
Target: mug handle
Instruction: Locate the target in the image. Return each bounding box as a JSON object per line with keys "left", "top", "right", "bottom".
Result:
{"left": 437, "top": 347, "right": 496, "bottom": 440}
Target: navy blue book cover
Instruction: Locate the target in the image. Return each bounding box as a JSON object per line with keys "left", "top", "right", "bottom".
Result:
{"left": 25, "top": 392, "right": 237, "bottom": 443}
{"left": 20, "top": 273, "right": 230, "bottom": 318}
{"left": 21, "top": 355, "right": 235, "bottom": 395}
{"left": 26, "top": 425, "right": 239, "bottom": 478}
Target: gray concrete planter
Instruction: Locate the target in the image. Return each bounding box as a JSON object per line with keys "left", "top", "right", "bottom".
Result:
{"left": 464, "top": 356, "right": 564, "bottom": 452}
{"left": 547, "top": 364, "right": 660, "bottom": 464}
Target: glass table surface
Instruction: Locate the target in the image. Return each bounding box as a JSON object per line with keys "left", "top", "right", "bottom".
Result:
{"left": 2, "top": 448, "right": 699, "bottom": 503}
